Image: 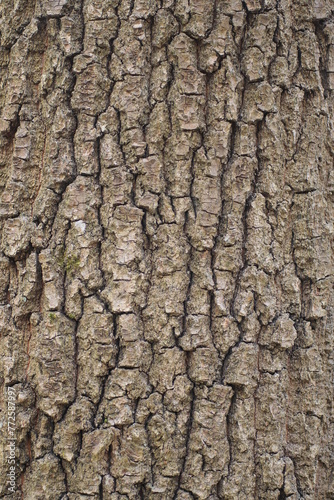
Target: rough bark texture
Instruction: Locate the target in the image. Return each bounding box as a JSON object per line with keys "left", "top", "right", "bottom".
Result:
{"left": 0, "top": 0, "right": 334, "bottom": 498}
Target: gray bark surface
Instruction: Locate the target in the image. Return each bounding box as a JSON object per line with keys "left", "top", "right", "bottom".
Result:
{"left": 0, "top": 0, "right": 334, "bottom": 498}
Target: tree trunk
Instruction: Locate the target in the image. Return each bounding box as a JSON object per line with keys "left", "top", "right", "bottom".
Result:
{"left": 0, "top": 0, "right": 334, "bottom": 498}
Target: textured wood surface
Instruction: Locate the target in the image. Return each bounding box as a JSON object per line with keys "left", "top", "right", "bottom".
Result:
{"left": 0, "top": 0, "right": 334, "bottom": 498}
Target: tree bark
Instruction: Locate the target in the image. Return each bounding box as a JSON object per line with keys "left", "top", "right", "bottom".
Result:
{"left": 0, "top": 0, "right": 334, "bottom": 498}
